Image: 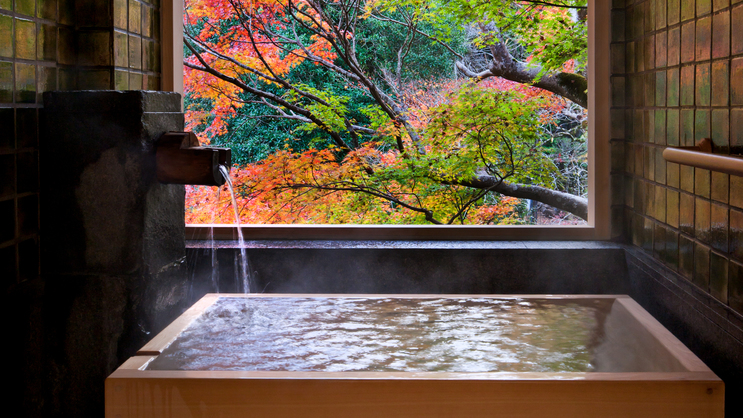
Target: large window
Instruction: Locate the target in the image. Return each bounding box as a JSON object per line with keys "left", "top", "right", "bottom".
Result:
{"left": 164, "top": 0, "right": 610, "bottom": 239}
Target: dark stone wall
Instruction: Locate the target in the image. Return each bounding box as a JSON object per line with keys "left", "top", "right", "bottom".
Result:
{"left": 6, "top": 91, "right": 190, "bottom": 418}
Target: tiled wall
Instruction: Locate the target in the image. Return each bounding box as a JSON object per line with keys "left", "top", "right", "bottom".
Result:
{"left": 0, "top": 0, "right": 162, "bottom": 293}
{"left": 612, "top": 0, "right": 743, "bottom": 316}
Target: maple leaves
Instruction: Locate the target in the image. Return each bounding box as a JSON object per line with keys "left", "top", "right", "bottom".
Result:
{"left": 183, "top": 0, "right": 588, "bottom": 225}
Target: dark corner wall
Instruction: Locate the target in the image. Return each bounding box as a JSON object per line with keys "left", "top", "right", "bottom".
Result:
{"left": 1, "top": 0, "right": 166, "bottom": 416}
{"left": 611, "top": 0, "right": 743, "bottom": 317}
{"left": 1, "top": 0, "right": 162, "bottom": 289}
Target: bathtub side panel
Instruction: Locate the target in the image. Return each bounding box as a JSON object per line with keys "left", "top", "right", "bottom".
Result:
{"left": 105, "top": 377, "right": 724, "bottom": 418}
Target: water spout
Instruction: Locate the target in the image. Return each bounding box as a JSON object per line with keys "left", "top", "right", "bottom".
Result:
{"left": 219, "top": 165, "right": 251, "bottom": 293}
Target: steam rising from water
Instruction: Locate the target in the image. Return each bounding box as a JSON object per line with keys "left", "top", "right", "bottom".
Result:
{"left": 148, "top": 297, "right": 612, "bottom": 372}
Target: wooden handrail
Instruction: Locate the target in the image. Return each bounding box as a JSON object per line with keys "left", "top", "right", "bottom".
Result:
{"left": 662, "top": 138, "right": 743, "bottom": 177}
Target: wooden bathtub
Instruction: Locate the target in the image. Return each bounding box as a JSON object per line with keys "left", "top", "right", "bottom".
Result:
{"left": 106, "top": 294, "right": 724, "bottom": 418}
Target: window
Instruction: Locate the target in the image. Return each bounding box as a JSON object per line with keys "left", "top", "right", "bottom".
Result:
{"left": 164, "top": 0, "right": 610, "bottom": 240}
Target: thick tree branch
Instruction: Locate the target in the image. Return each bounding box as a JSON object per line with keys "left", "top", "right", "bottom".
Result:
{"left": 454, "top": 173, "right": 588, "bottom": 220}
{"left": 457, "top": 42, "right": 587, "bottom": 108}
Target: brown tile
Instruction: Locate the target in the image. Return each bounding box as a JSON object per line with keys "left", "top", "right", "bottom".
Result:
{"left": 635, "top": 178, "right": 645, "bottom": 212}
{"left": 711, "top": 109, "right": 730, "bottom": 151}
{"left": 77, "top": 31, "right": 111, "bottom": 66}
{"left": 729, "top": 261, "right": 743, "bottom": 314}
{"left": 646, "top": 181, "right": 656, "bottom": 217}
{"left": 695, "top": 63, "right": 711, "bottom": 107}
{"left": 655, "top": 109, "right": 667, "bottom": 146}
{"left": 711, "top": 203, "right": 729, "bottom": 252}
{"left": 0, "top": 14, "right": 11, "bottom": 58}
{"left": 656, "top": 72, "right": 667, "bottom": 107}
{"left": 712, "top": 172, "right": 730, "bottom": 203}
{"left": 711, "top": 61, "right": 729, "bottom": 107}
{"left": 679, "top": 234, "right": 695, "bottom": 279}
{"left": 668, "top": 27, "right": 681, "bottom": 66}
{"left": 732, "top": 109, "right": 743, "bottom": 151}
{"left": 645, "top": 1, "right": 656, "bottom": 34}
{"left": 668, "top": 189, "right": 680, "bottom": 228}
{"left": 635, "top": 141, "right": 644, "bottom": 177}
{"left": 680, "top": 192, "right": 695, "bottom": 235}
{"left": 731, "top": 175, "right": 743, "bottom": 208}
{"left": 129, "top": 72, "right": 143, "bottom": 89}
{"left": 645, "top": 143, "right": 655, "bottom": 181}
{"left": 714, "top": 0, "right": 730, "bottom": 11}
{"left": 710, "top": 252, "right": 729, "bottom": 303}
{"left": 645, "top": 73, "right": 656, "bottom": 107}
{"left": 129, "top": 0, "right": 141, "bottom": 35}
{"left": 39, "top": 0, "right": 56, "bottom": 20}
{"left": 699, "top": 0, "right": 713, "bottom": 16}
{"left": 681, "top": 163, "right": 696, "bottom": 194}
{"left": 15, "top": 18, "right": 36, "bottom": 60}
{"left": 732, "top": 58, "right": 743, "bottom": 105}
{"left": 37, "top": 66, "right": 56, "bottom": 101}
{"left": 713, "top": 11, "right": 731, "bottom": 59}
{"left": 696, "top": 16, "right": 712, "bottom": 61}
{"left": 656, "top": 31, "right": 668, "bottom": 68}
{"left": 58, "top": 27, "right": 75, "bottom": 65}
{"left": 611, "top": 141, "right": 625, "bottom": 172}
{"left": 695, "top": 109, "right": 711, "bottom": 142}
{"left": 128, "top": 35, "right": 141, "bottom": 69}
{"left": 667, "top": 68, "right": 680, "bottom": 107}
{"left": 114, "top": 0, "right": 127, "bottom": 29}
{"left": 681, "top": 0, "right": 696, "bottom": 22}
{"left": 667, "top": 108, "right": 680, "bottom": 146}
{"left": 114, "top": 70, "right": 129, "bottom": 90}
{"left": 114, "top": 31, "right": 128, "bottom": 67}
{"left": 681, "top": 21, "right": 696, "bottom": 63}
{"left": 680, "top": 65, "right": 695, "bottom": 106}
{"left": 625, "top": 175, "right": 635, "bottom": 207}
{"left": 15, "top": 63, "right": 35, "bottom": 103}
{"left": 142, "top": 4, "right": 152, "bottom": 38}
{"left": 696, "top": 167, "right": 712, "bottom": 198}
{"left": 18, "top": 238, "right": 38, "bottom": 282}
{"left": 634, "top": 74, "right": 645, "bottom": 107}
{"left": 655, "top": 146, "right": 667, "bottom": 181}
{"left": 656, "top": 185, "right": 667, "bottom": 222}
{"left": 612, "top": 77, "right": 625, "bottom": 107}
{"left": 668, "top": 0, "right": 681, "bottom": 25}
{"left": 16, "top": 0, "right": 34, "bottom": 16}
{"left": 58, "top": 68, "right": 75, "bottom": 90}
{"left": 611, "top": 109, "right": 625, "bottom": 139}
{"left": 59, "top": 0, "right": 74, "bottom": 25}
{"left": 666, "top": 228, "right": 680, "bottom": 268}
{"left": 734, "top": 4, "right": 743, "bottom": 55}
{"left": 655, "top": 223, "right": 667, "bottom": 259}
{"left": 732, "top": 209, "right": 743, "bottom": 261}
{"left": 668, "top": 161, "right": 680, "bottom": 188}
{"left": 634, "top": 109, "right": 644, "bottom": 143}
{"left": 77, "top": 69, "right": 111, "bottom": 89}
{"left": 38, "top": 24, "right": 56, "bottom": 61}
{"left": 694, "top": 242, "right": 711, "bottom": 290}
{"left": 643, "top": 217, "right": 654, "bottom": 253}
{"left": 696, "top": 197, "right": 712, "bottom": 242}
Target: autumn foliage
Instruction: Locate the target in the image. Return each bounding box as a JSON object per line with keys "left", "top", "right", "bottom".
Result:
{"left": 183, "top": 0, "right": 589, "bottom": 225}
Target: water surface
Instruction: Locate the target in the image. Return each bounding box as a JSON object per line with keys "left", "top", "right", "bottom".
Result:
{"left": 147, "top": 297, "right": 612, "bottom": 372}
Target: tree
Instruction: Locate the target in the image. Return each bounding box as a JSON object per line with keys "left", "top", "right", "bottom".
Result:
{"left": 183, "top": 0, "right": 589, "bottom": 224}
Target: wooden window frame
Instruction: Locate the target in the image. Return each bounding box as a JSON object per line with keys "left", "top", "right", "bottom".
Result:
{"left": 164, "top": 0, "right": 611, "bottom": 240}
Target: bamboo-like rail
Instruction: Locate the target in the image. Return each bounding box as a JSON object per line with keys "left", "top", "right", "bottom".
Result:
{"left": 662, "top": 138, "right": 743, "bottom": 177}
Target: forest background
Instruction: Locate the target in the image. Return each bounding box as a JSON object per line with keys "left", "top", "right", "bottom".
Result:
{"left": 182, "top": 0, "right": 590, "bottom": 225}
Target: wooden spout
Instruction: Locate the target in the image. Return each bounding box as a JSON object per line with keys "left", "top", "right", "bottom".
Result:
{"left": 156, "top": 132, "right": 232, "bottom": 186}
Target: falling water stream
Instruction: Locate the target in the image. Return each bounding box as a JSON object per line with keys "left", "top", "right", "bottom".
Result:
{"left": 219, "top": 165, "right": 251, "bottom": 293}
